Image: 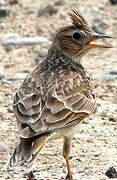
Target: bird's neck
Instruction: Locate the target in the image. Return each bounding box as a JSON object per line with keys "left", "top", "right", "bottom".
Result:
{"left": 46, "top": 48, "right": 72, "bottom": 63}
{"left": 44, "top": 48, "right": 82, "bottom": 71}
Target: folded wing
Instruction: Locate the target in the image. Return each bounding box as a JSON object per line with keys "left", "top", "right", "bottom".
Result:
{"left": 13, "top": 70, "right": 97, "bottom": 138}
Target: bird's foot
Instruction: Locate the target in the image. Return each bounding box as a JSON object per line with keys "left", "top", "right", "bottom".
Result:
{"left": 25, "top": 171, "right": 35, "bottom": 180}
{"left": 65, "top": 172, "right": 73, "bottom": 180}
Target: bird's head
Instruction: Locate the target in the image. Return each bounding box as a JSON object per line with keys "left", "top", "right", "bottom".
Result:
{"left": 52, "top": 10, "right": 112, "bottom": 58}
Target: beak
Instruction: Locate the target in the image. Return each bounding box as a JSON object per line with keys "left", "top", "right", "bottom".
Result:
{"left": 86, "top": 34, "right": 112, "bottom": 48}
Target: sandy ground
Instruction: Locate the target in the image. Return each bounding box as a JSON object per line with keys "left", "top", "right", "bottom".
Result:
{"left": 0, "top": 0, "right": 117, "bottom": 179}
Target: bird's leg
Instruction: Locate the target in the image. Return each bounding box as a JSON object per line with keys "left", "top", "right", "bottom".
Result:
{"left": 63, "top": 137, "right": 73, "bottom": 180}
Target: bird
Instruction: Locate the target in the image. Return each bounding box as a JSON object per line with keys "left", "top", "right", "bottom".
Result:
{"left": 7, "top": 10, "right": 111, "bottom": 180}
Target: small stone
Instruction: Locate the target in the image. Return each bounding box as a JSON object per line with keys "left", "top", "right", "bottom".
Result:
{"left": 109, "top": 0, "right": 117, "bottom": 5}
{"left": 8, "top": 0, "right": 19, "bottom": 5}
{"left": 109, "top": 117, "right": 116, "bottom": 122}
{"left": 76, "top": 158, "right": 82, "bottom": 162}
{"left": 100, "top": 111, "right": 108, "bottom": 117}
{"left": 92, "top": 19, "right": 108, "bottom": 35}
{"left": 3, "top": 32, "right": 19, "bottom": 41}
{"left": 7, "top": 106, "right": 13, "bottom": 113}
{"left": 69, "top": 155, "right": 73, "bottom": 160}
{"left": 0, "top": 143, "right": 9, "bottom": 152}
{"left": 37, "top": 4, "right": 57, "bottom": 17}
{"left": 87, "top": 138, "right": 94, "bottom": 143}
{"left": 82, "top": 119, "right": 88, "bottom": 124}
{"left": 21, "top": 70, "right": 30, "bottom": 73}
{"left": 94, "top": 154, "right": 100, "bottom": 157}
{"left": 14, "top": 72, "right": 28, "bottom": 80}
{"left": 109, "top": 69, "right": 117, "bottom": 75}
{"left": 8, "top": 72, "right": 29, "bottom": 81}
{"left": 0, "top": 0, "right": 6, "bottom": 6}
{"left": 25, "top": 9, "right": 35, "bottom": 14}
{"left": 1, "top": 80, "right": 14, "bottom": 86}
{"left": 0, "top": 8, "right": 10, "bottom": 17}
{"left": 105, "top": 167, "right": 117, "bottom": 178}
{"left": 54, "top": 0, "right": 65, "bottom": 6}
{"left": 0, "top": 66, "right": 5, "bottom": 80}
{"left": 102, "top": 74, "right": 117, "bottom": 81}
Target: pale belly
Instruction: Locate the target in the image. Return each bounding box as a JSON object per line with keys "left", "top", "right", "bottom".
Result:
{"left": 48, "top": 121, "right": 82, "bottom": 141}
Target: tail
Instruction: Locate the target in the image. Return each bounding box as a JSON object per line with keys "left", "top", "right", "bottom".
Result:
{"left": 7, "top": 134, "right": 49, "bottom": 172}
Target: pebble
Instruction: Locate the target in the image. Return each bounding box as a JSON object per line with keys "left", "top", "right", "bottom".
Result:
{"left": 0, "top": 8, "right": 10, "bottom": 17}
{"left": 13, "top": 72, "right": 29, "bottom": 80}
{"left": 102, "top": 74, "right": 117, "bottom": 81}
{"left": 37, "top": 4, "right": 57, "bottom": 17}
{"left": 0, "top": 143, "right": 9, "bottom": 152}
{"left": 7, "top": 71, "right": 29, "bottom": 82}
{"left": 109, "top": 0, "right": 117, "bottom": 5}
{"left": 0, "top": 66, "right": 5, "bottom": 80}
{"left": 8, "top": 0, "right": 19, "bottom": 5}
{"left": 21, "top": 70, "right": 30, "bottom": 73}
{"left": 25, "top": 9, "right": 35, "bottom": 15}
{"left": 109, "top": 117, "right": 116, "bottom": 122}
{"left": 0, "top": 107, "right": 8, "bottom": 114}
{"left": 0, "top": 80, "right": 13, "bottom": 86}
{"left": 53, "top": 0, "right": 65, "bottom": 6}
{"left": 92, "top": 20, "right": 108, "bottom": 35}
{"left": 105, "top": 167, "right": 117, "bottom": 178}
{"left": 2, "top": 32, "right": 19, "bottom": 51}
{"left": 7, "top": 106, "right": 13, "bottom": 113}
{"left": 100, "top": 111, "right": 108, "bottom": 118}
{"left": 3, "top": 32, "right": 19, "bottom": 41}
{"left": 109, "top": 69, "right": 117, "bottom": 75}
{"left": 0, "top": 0, "right": 6, "bottom": 6}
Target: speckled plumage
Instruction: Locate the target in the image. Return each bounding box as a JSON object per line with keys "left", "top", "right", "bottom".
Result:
{"left": 7, "top": 10, "right": 110, "bottom": 180}
{"left": 13, "top": 48, "right": 96, "bottom": 136}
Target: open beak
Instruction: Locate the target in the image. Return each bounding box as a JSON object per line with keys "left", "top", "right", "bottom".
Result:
{"left": 86, "top": 34, "right": 112, "bottom": 48}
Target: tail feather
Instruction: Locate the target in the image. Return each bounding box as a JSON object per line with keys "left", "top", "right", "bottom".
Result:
{"left": 7, "top": 138, "right": 32, "bottom": 170}
{"left": 7, "top": 133, "right": 49, "bottom": 172}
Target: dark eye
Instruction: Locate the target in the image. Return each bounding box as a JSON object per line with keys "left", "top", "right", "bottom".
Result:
{"left": 72, "top": 32, "right": 82, "bottom": 40}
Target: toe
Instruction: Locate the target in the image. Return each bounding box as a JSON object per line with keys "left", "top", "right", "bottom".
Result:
{"left": 25, "top": 171, "right": 35, "bottom": 180}
{"left": 65, "top": 173, "right": 73, "bottom": 180}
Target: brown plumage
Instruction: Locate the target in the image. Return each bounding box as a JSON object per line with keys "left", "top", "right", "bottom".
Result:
{"left": 69, "top": 10, "right": 91, "bottom": 32}
{"left": 7, "top": 10, "right": 111, "bottom": 180}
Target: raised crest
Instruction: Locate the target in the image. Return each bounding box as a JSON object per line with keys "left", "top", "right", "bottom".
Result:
{"left": 69, "top": 10, "right": 91, "bottom": 32}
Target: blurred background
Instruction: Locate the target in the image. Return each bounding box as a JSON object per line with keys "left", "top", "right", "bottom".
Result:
{"left": 0, "top": 0, "right": 117, "bottom": 179}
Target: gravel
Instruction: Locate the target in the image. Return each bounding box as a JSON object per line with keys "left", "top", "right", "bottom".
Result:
{"left": 0, "top": 0, "right": 116, "bottom": 179}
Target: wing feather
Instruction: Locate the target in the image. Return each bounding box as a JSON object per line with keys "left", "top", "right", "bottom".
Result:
{"left": 13, "top": 69, "right": 97, "bottom": 138}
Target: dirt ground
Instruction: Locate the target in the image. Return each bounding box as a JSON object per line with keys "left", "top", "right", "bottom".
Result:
{"left": 0, "top": 0, "right": 117, "bottom": 180}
